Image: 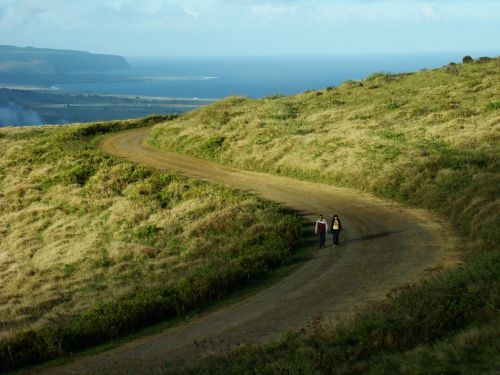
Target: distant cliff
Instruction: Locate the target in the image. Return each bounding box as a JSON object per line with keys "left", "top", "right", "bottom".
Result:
{"left": 0, "top": 45, "right": 130, "bottom": 74}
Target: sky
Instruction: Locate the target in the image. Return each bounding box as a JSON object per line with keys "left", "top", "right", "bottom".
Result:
{"left": 0, "top": 0, "right": 499, "bottom": 56}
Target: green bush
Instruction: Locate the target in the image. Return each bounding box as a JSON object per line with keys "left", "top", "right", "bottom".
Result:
{"left": 462, "top": 55, "right": 474, "bottom": 64}
{"left": 200, "top": 135, "right": 226, "bottom": 156}
{"left": 63, "top": 163, "right": 96, "bottom": 185}
{"left": 271, "top": 103, "right": 299, "bottom": 120}
{"left": 134, "top": 224, "right": 159, "bottom": 241}
{"left": 478, "top": 57, "right": 492, "bottom": 63}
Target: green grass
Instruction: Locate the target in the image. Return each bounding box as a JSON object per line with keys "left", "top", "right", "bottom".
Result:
{"left": 148, "top": 58, "right": 500, "bottom": 373}
{"left": 0, "top": 117, "right": 301, "bottom": 372}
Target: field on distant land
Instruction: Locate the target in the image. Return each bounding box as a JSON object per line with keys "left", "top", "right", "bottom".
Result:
{"left": 149, "top": 58, "right": 500, "bottom": 374}
{"left": 0, "top": 118, "right": 300, "bottom": 371}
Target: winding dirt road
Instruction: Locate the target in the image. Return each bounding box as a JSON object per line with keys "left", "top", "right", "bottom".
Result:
{"left": 36, "top": 127, "right": 456, "bottom": 374}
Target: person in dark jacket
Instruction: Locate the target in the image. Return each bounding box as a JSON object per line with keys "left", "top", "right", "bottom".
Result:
{"left": 315, "top": 214, "right": 328, "bottom": 249}
{"left": 331, "top": 214, "right": 342, "bottom": 247}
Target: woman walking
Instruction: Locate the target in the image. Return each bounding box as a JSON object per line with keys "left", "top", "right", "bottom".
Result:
{"left": 331, "top": 214, "right": 342, "bottom": 247}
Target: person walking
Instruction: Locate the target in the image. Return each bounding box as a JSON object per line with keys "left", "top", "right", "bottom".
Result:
{"left": 331, "top": 214, "right": 342, "bottom": 247}
{"left": 315, "top": 214, "right": 328, "bottom": 249}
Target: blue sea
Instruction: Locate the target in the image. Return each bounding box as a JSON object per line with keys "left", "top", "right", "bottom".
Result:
{"left": 2, "top": 51, "right": 497, "bottom": 126}
{"left": 54, "top": 51, "right": 492, "bottom": 99}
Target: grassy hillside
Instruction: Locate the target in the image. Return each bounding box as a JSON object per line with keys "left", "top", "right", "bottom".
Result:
{"left": 149, "top": 58, "right": 500, "bottom": 373}
{"left": 150, "top": 58, "right": 499, "bottom": 252}
{"left": 0, "top": 118, "right": 300, "bottom": 371}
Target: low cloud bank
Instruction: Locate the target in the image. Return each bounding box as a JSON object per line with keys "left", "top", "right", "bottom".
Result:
{"left": 0, "top": 102, "right": 43, "bottom": 126}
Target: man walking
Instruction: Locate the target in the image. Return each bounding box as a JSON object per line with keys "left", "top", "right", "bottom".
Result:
{"left": 315, "top": 214, "right": 328, "bottom": 249}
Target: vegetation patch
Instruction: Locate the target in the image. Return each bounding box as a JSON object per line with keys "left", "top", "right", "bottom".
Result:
{"left": 200, "top": 135, "right": 226, "bottom": 157}
{"left": 385, "top": 98, "right": 407, "bottom": 110}
{"left": 486, "top": 101, "right": 500, "bottom": 110}
{"left": 0, "top": 117, "right": 301, "bottom": 372}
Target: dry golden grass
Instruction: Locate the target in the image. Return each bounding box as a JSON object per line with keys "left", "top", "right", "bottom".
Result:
{"left": 0, "top": 122, "right": 298, "bottom": 341}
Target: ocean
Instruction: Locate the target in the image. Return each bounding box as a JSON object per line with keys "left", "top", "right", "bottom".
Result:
{"left": 2, "top": 51, "right": 498, "bottom": 126}
{"left": 54, "top": 51, "right": 489, "bottom": 99}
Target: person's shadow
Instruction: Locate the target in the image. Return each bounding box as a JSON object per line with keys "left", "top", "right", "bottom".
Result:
{"left": 343, "top": 230, "right": 403, "bottom": 245}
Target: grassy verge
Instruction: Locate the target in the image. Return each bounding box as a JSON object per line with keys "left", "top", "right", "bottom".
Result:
{"left": 0, "top": 117, "right": 301, "bottom": 372}
{"left": 148, "top": 58, "right": 500, "bottom": 372}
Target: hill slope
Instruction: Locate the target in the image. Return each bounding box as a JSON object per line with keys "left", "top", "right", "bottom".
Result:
{"left": 0, "top": 119, "right": 300, "bottom": 372}
{"left": 148, "top": 58, "right": 500, "bottom": 373}
{"left": 150, "top": 58, "right": 499, "bottom": 251}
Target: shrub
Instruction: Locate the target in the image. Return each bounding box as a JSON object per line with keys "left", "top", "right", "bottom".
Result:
{"left": 462, "top": 55, "right": 474, "bottom": 64}
{"left": 134, "top": 224, "right": 159, "bottom": 241}
{"left": 271, "top": 103, "right": 299, "bottom": 120}
{"left": 478, "top": 57, "right": 492, "bottom": 63}
{"left": 63, "top": 163, "right": 96, "bottom": 185}
{"left": 200, "top": 135, "right": 226, "bottom": 156}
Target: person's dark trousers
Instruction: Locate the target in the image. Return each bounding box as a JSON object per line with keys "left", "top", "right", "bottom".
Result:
{"left": 332, "top": 230, "right": 340, "bottom": 245}
{"left": 318, "top": 233, "right": 326, "bottom": 248}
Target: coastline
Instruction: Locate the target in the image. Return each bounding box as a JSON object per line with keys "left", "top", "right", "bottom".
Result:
{"left": 0, "top": 87, "right": 217, "bottom": 126}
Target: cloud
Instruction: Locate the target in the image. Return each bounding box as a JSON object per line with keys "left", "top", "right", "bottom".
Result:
{"left": 249, "top": 4, "right": 297, "bottom": 18}
{"left": 184, "top": 8, "right": 199, "bottom": 18}
{"left": 0, "top": 0, "right": 498, "bottom": 55}
{"left": 419, "top": 4, "right": 439, "bottom": 19}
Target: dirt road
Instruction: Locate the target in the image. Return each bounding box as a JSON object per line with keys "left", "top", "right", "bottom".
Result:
{"left": 36, "top": 127, "right": 456, "bottom": 374}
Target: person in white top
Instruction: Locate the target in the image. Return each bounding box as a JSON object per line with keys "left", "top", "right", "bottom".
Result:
{"left": 315, "top": 214, "right": 328, "bottom": 249}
